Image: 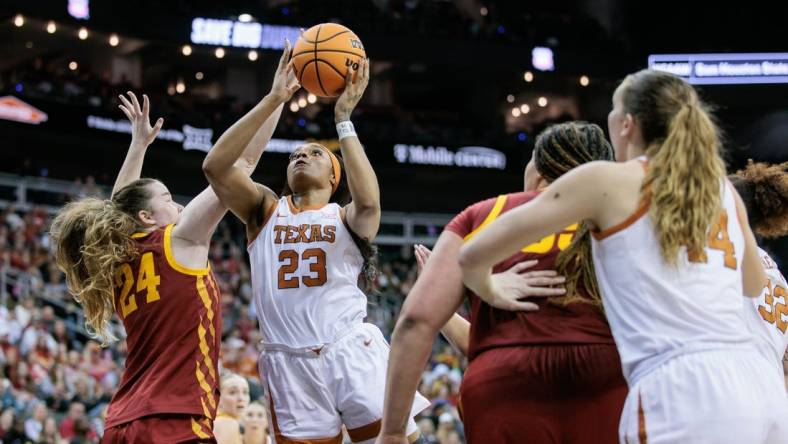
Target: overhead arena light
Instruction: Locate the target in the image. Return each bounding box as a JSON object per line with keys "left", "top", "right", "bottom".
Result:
{"left": 532, "top": 47, "right": 554, "bottom": 72}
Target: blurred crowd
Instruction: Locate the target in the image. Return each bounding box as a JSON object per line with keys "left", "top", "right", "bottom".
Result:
{"left": 0, "top": 198, "right": 466, "bottom": 443}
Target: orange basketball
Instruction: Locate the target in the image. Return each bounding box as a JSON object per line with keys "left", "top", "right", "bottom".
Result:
{"left": 292, "top": 23, "right": 366, "bottom": 98}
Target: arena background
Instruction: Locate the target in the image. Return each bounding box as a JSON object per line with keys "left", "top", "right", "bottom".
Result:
{"left": 0, "top": 1, "right": 786, "bottom": 443}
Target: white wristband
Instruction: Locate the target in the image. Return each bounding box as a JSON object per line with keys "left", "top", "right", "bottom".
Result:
{"left": 336, "top": 121, "right": 357, "bottom": 140}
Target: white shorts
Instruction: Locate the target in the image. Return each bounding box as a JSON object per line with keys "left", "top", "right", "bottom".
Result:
{"left": 259, "top": 323, "right": 431, "bottom": 443}
{"left": 620, "top": 347, "right": 788, "bottom": 444}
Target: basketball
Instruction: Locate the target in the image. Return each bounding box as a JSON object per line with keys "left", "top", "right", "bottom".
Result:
{"left": 292, "top": 23, "right": 366, "bottom": 98}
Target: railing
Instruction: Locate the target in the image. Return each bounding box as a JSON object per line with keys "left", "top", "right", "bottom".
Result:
{"left": 0, "top": 265, "right": 117, "bottom": 341}
{"left": 0, "top": 173, "right": 452, "bottom": 246}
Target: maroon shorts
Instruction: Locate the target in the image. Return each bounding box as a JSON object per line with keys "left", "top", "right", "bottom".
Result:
{"left": 459, "top": 344, "right": 627, "bottom": 444}
{"left": 102, "top": 414, "right": 216, "bottom": 444}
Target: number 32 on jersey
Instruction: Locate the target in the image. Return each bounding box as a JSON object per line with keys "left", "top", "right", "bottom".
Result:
{"left": 758, "top": 279, "right": 788, "bottom": 333}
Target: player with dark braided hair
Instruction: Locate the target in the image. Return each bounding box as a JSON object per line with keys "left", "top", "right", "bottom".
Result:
{"left": 378, "top": 121, "right": 627, "bottom": 444}
{"left": 536, "top": 122, "right": 614, "bottom": 308}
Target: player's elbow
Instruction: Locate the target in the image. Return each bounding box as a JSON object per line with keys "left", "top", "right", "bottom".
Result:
{"left": 202, "top": 154, "right": 222, "bottom": 181}
{"left": 457, "top": 244, "right": 480, "bottom": 272}
{"left": 232, "top": 157, "right": 256, "bottom": 177}
{"left": 353, "top": 200, "right": 380, "bottom": 216}
{"left": 394, "top": 310, "right": 439, "bottom": 339}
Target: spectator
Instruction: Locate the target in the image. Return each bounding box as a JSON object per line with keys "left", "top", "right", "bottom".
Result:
{"left": 68, "top": 417, "right": 92, "bottom": 444}
{"left": 23, "top": 402, "right": 47, "bottom": 441}
{"left": 58, "top": 402, "right": 96, "bottom": 442}
{"left": 39, "top": 416, "right": 63, "bottom": 444}
{"left": 241, "top": 401, "right": 270, "bottom": 444}
{"left": 0, "top": 408, "right": 14, "bottom": 440}
{"left": 2, "top": 415, "right": 31, "bottom": 444}
{"left": 417, "top": 418, "right": 438, "bottom": 444}
{"left": 436, "top": 413, "right": 458, "bottom": 444}
{"left": 19, "top": 317, "right": 57, "bottom": 357}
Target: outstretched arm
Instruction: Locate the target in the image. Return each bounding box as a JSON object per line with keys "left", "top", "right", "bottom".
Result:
{"left": 414, "top": 244, "right": 470, "bottom": 355}
{"left": 203, "top": 42, "right": 299, "bottom": 227}
{"left": 112, "top": 92, "right": 163, "bottom": 197}
{"left": 336, "top": 58, "right": 381, "bottom": 241}
{"left": 172, "top": 102, "right": 284, "bottom": 249}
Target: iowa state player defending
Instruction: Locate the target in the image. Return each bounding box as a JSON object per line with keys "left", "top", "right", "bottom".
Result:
{"left": 50, "top": 91, "right": 282, "bottom": 443}
{"left": 204, "top": 43, "right": 428, "bottom": 443}
{"left": 378, "top": 122, "right": 627, "bottom": 444}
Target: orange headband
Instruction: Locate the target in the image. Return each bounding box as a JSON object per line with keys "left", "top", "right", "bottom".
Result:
{"left": 319, "top": 146, "right": 342, "bottom": 194}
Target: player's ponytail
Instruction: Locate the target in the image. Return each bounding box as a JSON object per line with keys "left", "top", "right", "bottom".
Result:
{"left": 620, "top": 70, "right": 726, "bottom": 265}
{"left": 50, "top": 179, "right": 155, "bottom": 345}
{"left": 730, "top": 160, "right": 788, "bottom": 238}
{"left": 535, "top": 122, "right": 614, "bottom": 308}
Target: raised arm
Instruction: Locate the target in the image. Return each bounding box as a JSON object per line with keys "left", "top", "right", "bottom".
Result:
{"left": 378, "top": 232, "right": 466, "bottom": 443}
{"left": 336, "top": 58, "right": 381, "bottom": 241}
{"left": 238, "top": 103, "right": 284, "bottom": 176}
{"left": 112, "top": 92, "right": 163, "bottom": 197}
{"left": 172, "top": 102, "right": 284, "bottom": 246}
{"left": 203, "top": 43, "right": 299, "bottom": 227}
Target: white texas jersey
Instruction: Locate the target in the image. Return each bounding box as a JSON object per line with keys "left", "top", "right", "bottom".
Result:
{"left": 591, "top": 180, "right": 753, "bottom": 384}
{"left": 743, "top": 248, "right": 788, "bottom": 375}
{"left": 248, "top": 196, "right": 366, "bottom": 348}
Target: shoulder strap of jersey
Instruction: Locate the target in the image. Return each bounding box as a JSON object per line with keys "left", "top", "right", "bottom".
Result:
{"left": 247, "top": 197, "right": 282, "bottom": 247}
{"left": 464, "top": 195, "right": 508, "bottom": 241}
{"left": 163, "top": 224, "right": 210, "bottom": 276}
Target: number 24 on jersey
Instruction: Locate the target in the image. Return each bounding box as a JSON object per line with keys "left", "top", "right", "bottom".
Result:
{"left": 115, "top": 252, "right": 162, "bottom": 318}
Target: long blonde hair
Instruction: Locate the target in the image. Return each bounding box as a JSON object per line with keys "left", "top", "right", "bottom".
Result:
{"left": 50, "top": 179, "right": 156, "bottom": 344}
{"left": 534, "top": 122, "right": 615, "bottom": 308}
{"left": 620, "top": 70, "right": 726, "bottom": 264}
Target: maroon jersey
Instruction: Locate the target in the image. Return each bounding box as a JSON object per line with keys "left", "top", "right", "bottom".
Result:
{"left": 105, "top": 224, "right": 221, "bottom": 430}
{"left": 444, "top": 191, "right": 615, "bottom": 361}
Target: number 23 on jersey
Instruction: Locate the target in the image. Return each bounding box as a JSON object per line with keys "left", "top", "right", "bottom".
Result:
{"left": 115, "top": 252, "right": 162, "bottom": 318}
{"left": 277, "top": 248, "right": 327, "bottom": 289}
